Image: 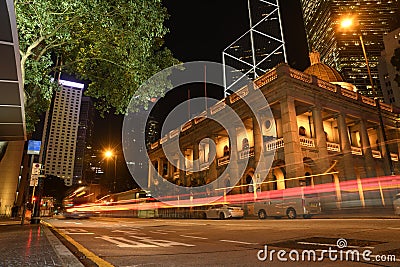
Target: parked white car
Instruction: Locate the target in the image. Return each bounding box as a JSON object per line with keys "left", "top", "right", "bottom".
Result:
{"left": 205, "top": 204, "right": 244, "bottom": 219}
{"left": 394, "top": 193, "right": 400, "bottom": 216}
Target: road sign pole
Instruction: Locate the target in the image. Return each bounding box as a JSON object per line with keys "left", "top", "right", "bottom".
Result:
{"left": 20, "top": 155, "right": 34, "bottom": 225}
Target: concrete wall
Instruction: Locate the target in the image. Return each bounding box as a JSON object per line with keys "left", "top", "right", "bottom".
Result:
{"left": 0, "top": 141, "right": 24, "bottom": 216}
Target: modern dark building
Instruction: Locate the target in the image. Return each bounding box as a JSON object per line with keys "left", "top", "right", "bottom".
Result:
{"left": 73, "top": 96, "right": 95, "bottom": 184}
{"left": 0, "top": 0, "right": 26, "bottom": 216}
{"left": 300, "top": 0, "right": 400, "bottom": 97}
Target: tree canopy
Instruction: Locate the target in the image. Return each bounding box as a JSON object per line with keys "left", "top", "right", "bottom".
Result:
{"left": 14, "top": 0, "right": 179, "bottom": 132}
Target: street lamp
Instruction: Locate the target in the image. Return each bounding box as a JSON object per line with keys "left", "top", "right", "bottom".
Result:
{"left": 340, "top": 17, "right": 394, "bottom": 175}
{"left": 104, "top": 150, "right": 117, "bottom": 192}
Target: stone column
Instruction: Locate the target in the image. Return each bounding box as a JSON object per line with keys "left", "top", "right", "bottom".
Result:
{"left": 228, "top": 126, "right": 239, "bottom": 185}
{"left": 157, "top": 159, "right": 163, "bottom": 176}
{"left": 359, "top": 119, "right": 376, "bottom": 178}
{"left": 312, "top": 107, "right": 331, "bottom": 183}
{"left": 280, "top": 97, "right": 303, "bottom": 187}
{"left": 193, "top": 141, "right": 200, "bottom": 183}
{"left": 253, "top": 116, "right": 267, "bottom": 186}
{"left": 179, "top": 151, "right": 186, "bottom": 186}
{"left": 207, "top": 136, "right": 218, "bottom": 184}
{"left": 376, "top": 125, "right": 392, "bottom": 176}
{"left": 337, "top": 113, "right": 356, "bottom": 180}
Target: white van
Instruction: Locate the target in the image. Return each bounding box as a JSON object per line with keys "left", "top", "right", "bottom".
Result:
{"left": 254, "top": 194, "right": 321, "bottom": 219}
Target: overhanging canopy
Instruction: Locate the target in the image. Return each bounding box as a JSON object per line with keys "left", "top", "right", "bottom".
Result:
{"left": 0, "top": 0, "right": 26, "bottom": 141}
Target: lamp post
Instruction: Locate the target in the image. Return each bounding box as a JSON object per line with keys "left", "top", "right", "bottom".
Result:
{"left": 340, "top": 17, "right": 394, "bottom": 175}
{"left": 104, "top": 150, "right": 117, "bottom": 192}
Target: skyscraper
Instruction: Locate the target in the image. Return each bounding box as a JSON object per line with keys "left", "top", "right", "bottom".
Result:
{"left": 378, "top": 28, "right": 400, "bottom": 106}
{"left": 300, "top": 0, "right": 400, "bottom": 97}
{"left": 73, "top": 96, "right": 95, "bottom": 184}
{"left": 40, "top": 80, "right": 84, "bottom": 186}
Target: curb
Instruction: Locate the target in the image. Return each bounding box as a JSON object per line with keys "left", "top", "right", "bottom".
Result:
{"left": 42, "top": 225, "right": 85, "bottom": 267}
{"left": 42, "top": 221, "right": 114, "bottom": 267}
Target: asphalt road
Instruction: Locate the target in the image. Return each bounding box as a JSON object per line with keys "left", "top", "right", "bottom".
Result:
{"left": 45, "top": 217, "right": 400, "bottom": 267}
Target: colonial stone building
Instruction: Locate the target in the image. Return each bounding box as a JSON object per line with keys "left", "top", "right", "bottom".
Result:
{"left": 147, "top": 56, "right": 400, "bottom": 208}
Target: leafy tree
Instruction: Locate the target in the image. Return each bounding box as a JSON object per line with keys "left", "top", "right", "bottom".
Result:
{"left": 391, "top": 47, "right": 400, "bottom": 87}
{"left": 14, "top": 0, "right": 179, "bottom": 132}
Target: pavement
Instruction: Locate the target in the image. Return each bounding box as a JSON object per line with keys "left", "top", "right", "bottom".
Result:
{"left": 0, "top": 217, "right": 83, "bottom": 267}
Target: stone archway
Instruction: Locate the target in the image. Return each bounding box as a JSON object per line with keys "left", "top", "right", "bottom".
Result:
{"left": 242, "top": 168, "right": 255, "bottom": 193}
{"left": 271, "top": 160, "right": 286, "bottom": 190}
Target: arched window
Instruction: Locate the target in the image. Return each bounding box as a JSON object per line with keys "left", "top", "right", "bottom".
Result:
{"left": 242, "top": 138, "right": 249, "bottom": 150}
{"left": 223, "top": 145, "right": 230, "bottom": 157}
{"left": 299, "top": 126, "right": 306, "bottom": 136}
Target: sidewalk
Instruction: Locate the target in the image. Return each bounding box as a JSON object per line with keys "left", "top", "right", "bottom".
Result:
{"left": 0, "top": 217, "right": 83, "bottom": 267}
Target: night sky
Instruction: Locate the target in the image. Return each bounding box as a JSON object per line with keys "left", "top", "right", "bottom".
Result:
{"left": 93, "top": 0, "right": 311, "bottom": 186}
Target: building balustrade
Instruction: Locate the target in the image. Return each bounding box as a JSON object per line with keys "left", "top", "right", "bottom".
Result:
{"left": 390, "top": 153, "right": 399, "bottom": 162}
{"left": 199, "top": 161, "right": 210, "bottom": 170}
{"left": 217, "top": 155, "right": 230, "bottom": 166}
{"left": 181, "top": 121, "right": 192, "bottom": 132}
{"left": 317, "top": 79, "right": 337, "bottom": 92}
{"left": 210, "top": 100, "right": 226, "bottom": 115}
{"left": 299, "top": 136, "right": 315, "bottom": 148}
{"left": 361, "top": 95, "right": 376, "bottom": 106}
{"left": 351, "top": 146, "right": 363, "bottom": 155}
{"left": 372, "top": 150, "right": 382, "bottom": 159}
{"left": 265, "top": 138, "right": 284, "bottom": 151}
{"left": 289, "top": 68, "right": 312, "bottom": 83}
{"left": 239, "top": 147, "right": 255, "bottom": 160}
{"left": 229, "top": 86, "right": 249, "bottom": 104}
{"left": 254, "top": 70, "right": 278, "bottom": 87}
{"left": 327, "top": 142, "right": 341, "bottom": 152}
{"left": 173, "top": 172, "right": 180, "bottom": 179}
{"left": 150, "top": 142, "right": 159, "bottom": 149}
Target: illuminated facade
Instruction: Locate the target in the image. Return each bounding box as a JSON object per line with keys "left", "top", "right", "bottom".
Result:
{"left": 300, "top": 0, "right": 400, "bottom": 97}
{"left": 41, "top": 80, "right": 83, "bottom": 186}
{"left": 378, "top": 28, "right": 400, "bottom": 106}
{"left": 148, "top": 59, "right": 400, "bottom": 209}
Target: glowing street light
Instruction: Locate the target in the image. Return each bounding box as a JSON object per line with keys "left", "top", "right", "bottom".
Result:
{"left": 104, "top": 149, "right": 117, "bottom": 192}
{"left": 104, "top": 150, "right": 113, "bottom": 158}
{"left": 339, "top": 16, "right": 394, "bottom": 175}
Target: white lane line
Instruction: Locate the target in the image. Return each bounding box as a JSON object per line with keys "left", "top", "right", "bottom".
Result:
{"left": 180, "top": 235, "right": 208, "bottom": 240}
{"left": 297, "top": 241, "right": 374, "bottom": 249}
{"left": 220, "top": 239, "right": 258, "bottom": 245}
{"left": 67, "top": 233, "right": 94, "bottom": 235}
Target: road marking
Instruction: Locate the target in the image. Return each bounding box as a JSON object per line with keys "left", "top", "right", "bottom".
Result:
{"left": 388, "top": 227, "right": 400, "bottom": 230}
{"left": 131, "top": 236, "right": 195, "bottom": 247}
{"left": 180, "top": 235, "right": 208, "bottom": 240}
{"left": 297, "top": 241, "right": 374, "bottom": 249}
{"left": 42, "top": 221, "right": 114, "bottom": 267}
{"left": 220, "top": 240, "right": 258, "bottom": 245}
{"left": 96, "top": 236, "right": 157, "bottom": 248}
{"left": 63, "top": 228, "right": 95, "bottom": 235}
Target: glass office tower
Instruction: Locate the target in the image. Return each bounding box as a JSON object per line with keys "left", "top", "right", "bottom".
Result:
{"left": 300, "top": 0, "right": 400, "bottom": 97}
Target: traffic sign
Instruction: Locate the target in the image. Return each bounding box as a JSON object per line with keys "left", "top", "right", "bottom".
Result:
{"left": 32, "top": 163, "right": 41, "bottom": 175}
{"left": 30, "top": 174, "right": 39, "bottom": 186}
